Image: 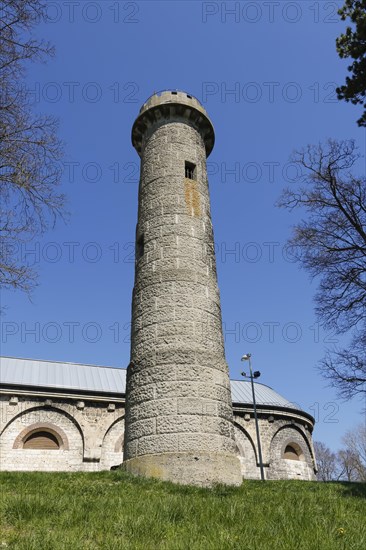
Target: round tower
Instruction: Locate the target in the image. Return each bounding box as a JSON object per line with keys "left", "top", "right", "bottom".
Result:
{"left": 123, "top": 90, "right": 242, "bottom": 486}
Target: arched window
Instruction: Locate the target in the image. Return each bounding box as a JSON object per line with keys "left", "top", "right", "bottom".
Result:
{"left": 13, "top": 421, "right": 69, "bottom": 451}
{"left": 283, "top": 443, "right": 304, "bottom": 461}
{"left": 23, "top": 430, "right": 60, "bottom": 450}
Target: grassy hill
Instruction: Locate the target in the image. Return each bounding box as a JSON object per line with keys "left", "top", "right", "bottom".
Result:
{"left": 0, "top": 471, "right": 365, "bottom": 549}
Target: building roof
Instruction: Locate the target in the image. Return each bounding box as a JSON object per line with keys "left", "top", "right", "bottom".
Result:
{"left": 0, "top": 356, "right": 126, "bottom": 396}
{"left": 0, "top": 356, "right": 300, "bottom": 410}
{"left": 230, "top": 379, "right": 298, "bottom": 409}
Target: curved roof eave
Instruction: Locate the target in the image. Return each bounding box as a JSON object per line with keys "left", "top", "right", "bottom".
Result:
{"left": 0, "top": 357, "right": 312, "bottom": 420}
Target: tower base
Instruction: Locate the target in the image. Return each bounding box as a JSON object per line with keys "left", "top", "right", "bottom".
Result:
{"left": 123, "top": 452, "right": 242, "bottom": 487}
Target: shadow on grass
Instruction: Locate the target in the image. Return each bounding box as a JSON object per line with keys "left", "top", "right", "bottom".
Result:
{"left": 338, "top": 481, "right": 366, "bottom": 498}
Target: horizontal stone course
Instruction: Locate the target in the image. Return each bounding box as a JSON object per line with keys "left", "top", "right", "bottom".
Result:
{"left": 127, "top": 365, "right": 177, "bottom": 386}
{"left": 154, "top": 381, "right": 220, "bottom": 400}
{"left": 177, "top": 433, "right": 236, "bottom": 454}
{"left": 156, "top": 415, "right": 202, "bottom": 434}
{"left": 126, "top": 385, "right": 156, "bottom": 405}
{"left": 138, "top": 433, "right": 178, "bottom": 455}
{"left": 126, "top": 418, "right": 155, "bottom": 441}
{"left": 127, "top": 398, "right": 177, "bottom": 423}
{"left": 177, "top": 397, "right": 218, "bottom": 416}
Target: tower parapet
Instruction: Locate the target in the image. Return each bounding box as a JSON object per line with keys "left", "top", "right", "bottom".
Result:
{"left": 132, "top": 90, "right": 215, "bottom": 157}
{"left": 123, "top": 90, "right": 242, "bottom": 487}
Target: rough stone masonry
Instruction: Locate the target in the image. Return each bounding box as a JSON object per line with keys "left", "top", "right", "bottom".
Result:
{"left": 122, "top": 90, "right": 242, "bottom": 486}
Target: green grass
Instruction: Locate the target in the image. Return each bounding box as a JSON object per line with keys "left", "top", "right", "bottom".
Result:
{"left": 0, "top": 472, "right": 365, "bottom": 549}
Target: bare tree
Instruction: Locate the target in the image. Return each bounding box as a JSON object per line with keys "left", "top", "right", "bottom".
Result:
{"left": 314, "top": 441, "right": 338, "bottom": 481}
{"left": 342, "top": 423, "right": 366, "bottom": 481}
{"left": 278, "top": 139, "right": 366, "bottom": 398}
{"left": 0, "top": 0, "right": 65, "bottom": 296}
{"left": 337, "top": 448, "right": 360, "bottom": 481}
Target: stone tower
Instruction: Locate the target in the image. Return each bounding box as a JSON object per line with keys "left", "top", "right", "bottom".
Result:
{"left": 123, "top": 90, "right": 242, "bottom": 486}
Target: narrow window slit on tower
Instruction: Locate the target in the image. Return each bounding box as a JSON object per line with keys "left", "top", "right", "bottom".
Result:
{"left": 136, "top": 234, "right": 144, "bottom": 260}
{"left": 185, "top": 161, "right": 196, "bottom": 180}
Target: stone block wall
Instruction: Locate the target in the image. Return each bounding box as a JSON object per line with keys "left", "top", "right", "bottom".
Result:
{"left": 0, "top": 393, "right": 316, "bottom": 480}
{"left": 124, "top": 93, "right": 242, "bottom": 486}
{"left": 0, "top": 394, "right": 124, "bottom": 472}
{"left": 233, "top": 410, "right": 316, "bottom": 480}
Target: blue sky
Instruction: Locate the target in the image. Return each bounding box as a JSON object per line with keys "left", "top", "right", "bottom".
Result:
{"left": 1, "top": 1, "right": 365, "bottom": 451}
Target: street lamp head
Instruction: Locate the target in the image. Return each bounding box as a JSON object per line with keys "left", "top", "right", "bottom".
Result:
{"left": 253, "top": 371, "right": 261, "bottom": 378}
{"left": 241, "top": 353, "right": 252, "bottom": 361}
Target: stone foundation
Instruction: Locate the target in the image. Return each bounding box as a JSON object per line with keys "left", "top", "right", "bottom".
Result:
{"left": 123, "top": 452, "right": 243, "bottom": 487}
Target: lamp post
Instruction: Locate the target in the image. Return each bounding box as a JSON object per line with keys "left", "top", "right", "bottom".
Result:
{"left": 241, "top": 353, "right": 265, "bottom": 481}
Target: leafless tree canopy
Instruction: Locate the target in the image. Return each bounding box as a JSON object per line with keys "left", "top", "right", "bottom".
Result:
{"left": 278, "top": 139, "right": 366, "bottom": 398}
{"left": 342, "top": 423, "right": 366, "bottom": 481}
{"left": 315, "top": 424, "right": 366, "bottom": 482}
{"left": 314, "top": 441, "right": 338, "bottom": 481}
{"left": 0, "top": 0, "right": 65, "bottom": 295}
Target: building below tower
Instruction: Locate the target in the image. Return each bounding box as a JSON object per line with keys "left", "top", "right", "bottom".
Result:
{"left": 0, "top": 357, "right": 317, "bottom": 481}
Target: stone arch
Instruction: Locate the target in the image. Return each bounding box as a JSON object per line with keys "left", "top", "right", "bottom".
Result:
{"left": 233, "top": 421, "right": 258, "bottom": 479}
{"left": 1, "top": 404, "right": 85, "bottom": 448}
{"left": 268, "top": 424, "right": 315, "bottom": 481}
{"left": 270, "top": 423, "right": 314, "bottom": 461}
{"left": 282, "top": 441, "right": 305, "bottom": 461}
{"left": 100, "top": 416, "right": 125, "bottom": 470}
{"left": 114, "top": 433, "right": 124, "bottom": 453}
{"left": 0, "top": 405, "right": 84, "bottom": 471}
{"left": 13, "top": 422, "right": 69, "bottom": 450}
